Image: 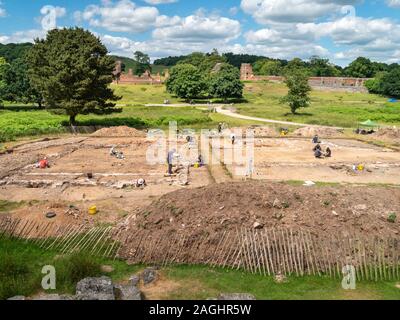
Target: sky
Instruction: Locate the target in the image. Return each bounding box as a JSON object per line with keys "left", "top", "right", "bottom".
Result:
{"left": 0, "top": 0, "right": 400, "bottom": 66}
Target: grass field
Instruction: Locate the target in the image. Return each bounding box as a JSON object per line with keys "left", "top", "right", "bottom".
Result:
{"left": 239, "top": 82, "right": 400, "bottom": 128}
{"left": 1, "top": 82, "right": 399, "bottom": 143}
{"left": 1, "top": 238, "right": 399, "bottom": 300}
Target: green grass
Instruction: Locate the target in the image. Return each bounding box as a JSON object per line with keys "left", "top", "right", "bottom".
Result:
{"left": 0, "top": 237, "right": 141, "bottom": 299}
{"left": 239, "top": 82, "right": 400, "bottom": 128}
{"left": 1, "top": 238, "right": 399, "bottom": 300}
{"left": 1, "top": 82, "right": 399, "bottom": 143}
{"left": 162, "top": 265, "right": 400, "bottom": 300}
{"left": 0, "top": 200, "right": 25, "bottom": 213}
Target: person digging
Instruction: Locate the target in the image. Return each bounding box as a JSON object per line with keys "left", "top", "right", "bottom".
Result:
{"left": 167, "top": 149, "right": 176, "bottom": 175}
{"left": 325, "top": 147, "right": 332, "bottom": 158}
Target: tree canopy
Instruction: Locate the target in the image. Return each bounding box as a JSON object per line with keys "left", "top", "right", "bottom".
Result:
{"left": 282, "top": 69, "right": 312, "bottom": 114}
{"left": 27, "top": 27, "right": 120, "bottom": 125}
{"left": 0, "top": 57, "right": 8, "bottom": 106}
{"left": 166, "top": 64, "right": 207, "bottom": 101}
{"left": 133, "top": 51, "right": 151, "bottom": 75}
{"left": 209, "top": 64, "right": 244, "bottom": 101}
{"left": 1, "top": 57, "right": 43, "bottom": 107}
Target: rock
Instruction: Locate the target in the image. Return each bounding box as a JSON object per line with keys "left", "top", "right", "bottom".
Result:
{"left": 45, "top": 212, "right": 57, "bottom": 219}
{"left": 101, "top": 265, "right": 114, "bottom": 273}
{"left": 129, "top": 275, "right": 140, "bottom": 286}
{"left": 217, "top": 293, "right": 256, "bottom": 300}
{"left": 114, "top": 284, "right": 142, "bottom": 300}
{"left": 253, "top": 222, "right": 264, "bottom": 230}
{"left": 33, "top": 294, "right": 74, "bottom": 300}
{"left": 142, "top": 267, "right": 158, "bottom": 285}
{"left": 75, "top": 276, "right": 115, "bottom": 300}
{"left": 8, "top": 296, "right": 26, "bottom": 300}
{"left": 274, "top": 273, "right": 287, "bottom": 283}
{"left": 332, "top": 211, "right": 339, "bottom": 216}
{"left": 354, "top": 204, "right": 367, "bottom": 211}
{"left": 272, "top": 199, "right": 281, "bottom": 208}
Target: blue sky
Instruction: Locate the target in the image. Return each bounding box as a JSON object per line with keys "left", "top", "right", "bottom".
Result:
{"left": 1, "top": 0, "right": 400, "bottom": 66}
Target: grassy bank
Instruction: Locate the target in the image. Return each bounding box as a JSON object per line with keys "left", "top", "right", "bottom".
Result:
{"left": 1, "top": 237, "right": 399, "bottom": 300}
{"left": 0, "top": 237, "right": 141, "bottom": 299}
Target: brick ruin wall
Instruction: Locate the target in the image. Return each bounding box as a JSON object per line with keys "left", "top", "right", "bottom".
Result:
{"left": 240, "top": 63, "right": 370, "bottom": 93}
{"left": 113, "top": 60, "right": 164, "bottom": 85}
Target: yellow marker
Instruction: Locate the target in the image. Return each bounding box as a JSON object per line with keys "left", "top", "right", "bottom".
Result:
{"left": 88, "top": 206, "right": 97, "bottom": 215}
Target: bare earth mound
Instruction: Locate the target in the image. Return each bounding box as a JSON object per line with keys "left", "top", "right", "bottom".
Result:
{"left": 374, "top": 127, "right": 400, "bottom": 141}
{"left": 293, "top": 126, "right": 343, "bottom": 138}
{"left": 129, "top": 181, "right": 400, "bottom": 238}
{"left": 91, "top": 126, "right": 146, "bottom": 137}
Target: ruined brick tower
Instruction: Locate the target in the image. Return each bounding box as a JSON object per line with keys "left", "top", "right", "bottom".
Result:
{"left": 240, "top": 63, "right": 254, "bottom": 80}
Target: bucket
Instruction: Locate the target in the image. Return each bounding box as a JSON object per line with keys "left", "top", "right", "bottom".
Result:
{"left": 88, "top": 206, "right": 97, "bottom": 215}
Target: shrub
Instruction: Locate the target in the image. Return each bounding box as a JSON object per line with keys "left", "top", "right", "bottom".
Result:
{"left": 387, "top": 213, "right": 397, "bottom": 223}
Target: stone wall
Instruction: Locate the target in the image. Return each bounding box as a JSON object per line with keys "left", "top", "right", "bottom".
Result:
{"left": 113, "top": 60, "right": 163, "bottom": 85}
{"left": 240, "top": 63, "right": 370, "bottom": 93}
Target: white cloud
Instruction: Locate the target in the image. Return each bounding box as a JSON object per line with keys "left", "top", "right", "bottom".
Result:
{"left": 0, "top": 0, "right": 6, "bottom": 17}
{"left": 76, "top": 0, "right": 170, "bottom": 33}
{"left": 387, "top": 0, "right": 400, "bottom": 8}
{"left": 144, "top": 0, "right": 178, "bottom": 4}
{"left": 240, "top": 0, "right": 360, "bottom": 24}
{"left": 153, "top": 14, "right": 241, "bottom": 43}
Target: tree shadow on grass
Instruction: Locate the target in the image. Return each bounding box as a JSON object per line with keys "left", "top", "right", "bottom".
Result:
{"left": 284, "top": 112, "right": 314, "bottom": 117}
{"left": 1, "top": 105, "right": 43, "bottom": 112}
{"left": 61, "top": 117, "right": 148, "bottom": 129}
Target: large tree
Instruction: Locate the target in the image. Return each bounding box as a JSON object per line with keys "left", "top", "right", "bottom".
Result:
{"left": 209, "top": 64, "right": 243, "bottom": 101}
{"left": 0, "top": 57, "right": 8, "bottom": 107}
{"left": 309, "top": 56, "right": 341, "bottom": 77}
{"left": 253, "top": 59, "right": 282, "bottom": 76}
{"left": 2, "top": 58, "right": 43, "bottom": 107}
{"left": 133, "top": 51, "right": 151, "bottom": 75}
{"left": 381, "top": 67, "right": 400, "bottom": 98}
{"left": 166, "top": 64, "right": 207, "bottom": 101}
{"left": 345, "top": 57, "right": 375, "bottom": 78}
{"left": 178, "top": 51, "right": 227, "bottom": 73}
{"left": 282, "top": 69, "right": 312, "bottom": 114}
{"left": 27, "top": 28, "right": 120, "bottom": 125}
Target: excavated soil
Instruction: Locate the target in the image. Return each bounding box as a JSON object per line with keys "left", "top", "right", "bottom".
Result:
{"left": 128, "top": 181, "right": 400, "bottom": 238}
{"left": 293, "top": 126, "right": 344, "bottom": 138}
{"left": 373, "top": 127, "right": 400, "bottom": 141}
{"left": 91, "top": 126, "right": 147, "bottom": 138}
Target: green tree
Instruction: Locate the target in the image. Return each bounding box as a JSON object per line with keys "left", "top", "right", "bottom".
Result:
{"left": 27, "top": 28, "right": 120, "bottom": 125}
{"left": 282, "top": 69, "right": 312, "bottom": 114}
{"left": 209, "top": 63, "right": 244, "bottom": 102}
{"left": 179, "top": 51, "right": 226, "bottom": 73}
{"left": 345, "top": 57, "right": 375, "bottom": 78}
{"left": 365, "top": 72, "right": 387, "bottom": 95}
{"left": 133, "top": 51, "right": 151, "bottom": 75}
{"left": 166, "top": 64, "right": 207, "bottom": 101}
{"left": 309, "top": 56, "right": 341, "bottom": 77}
{"left": 2, "top": 58, "right": 43, "bottom": 107}
{"left": 0, "top": 57, "right": 8, "bottom": 106}
{"left": 253, "top": 59, "right": 282, "bottom": 76}
{"left": 381, "top": 68, "right": 400, "bottom": 98}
